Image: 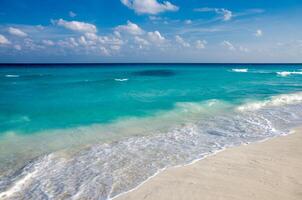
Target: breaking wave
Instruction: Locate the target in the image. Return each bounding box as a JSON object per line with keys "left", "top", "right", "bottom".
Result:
{"left": 1, "top": 92, "right": 302, "bottom": 200}
{"left": 237, "top": 92, "right": 302, "bottom": 111}
{"left": 276, "top": 71, "right": 302, "bottom": 77}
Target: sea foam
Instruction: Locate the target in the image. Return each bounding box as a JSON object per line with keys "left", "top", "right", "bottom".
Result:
{"left": 237, "top": 92, "right": 302, "bottom": 111}
{"left": 1, "top": 94, "right": 302, "bottom": 200}
{"left": 231, "top": 68, "right": 248, "bottom": 73}
{"left": 276, "top": 71, "right": 302, "bottom": 77}
{"left": 114, "top": 78, "right": 128, "bottom": 82}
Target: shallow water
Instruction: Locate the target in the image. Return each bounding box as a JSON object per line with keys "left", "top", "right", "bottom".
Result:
{"left": 1, "top": 64, "right": 302, "bottom": 199}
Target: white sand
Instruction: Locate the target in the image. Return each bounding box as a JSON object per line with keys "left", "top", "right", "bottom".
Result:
{"left": 117, "top": 128, "right": 302, "bottom": 200}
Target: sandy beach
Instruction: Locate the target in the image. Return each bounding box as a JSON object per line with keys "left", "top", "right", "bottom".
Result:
{"left": 116, "top": 128, "right": 302, "bottom": 200}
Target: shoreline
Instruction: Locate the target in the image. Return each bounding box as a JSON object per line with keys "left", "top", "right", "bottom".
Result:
{"left": 115, "top": 128, "right": 302, "bottom": 200}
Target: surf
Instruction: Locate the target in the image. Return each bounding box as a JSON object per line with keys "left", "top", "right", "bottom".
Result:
{"left": 1, "top": 92, "right": 302, "bottom": 199}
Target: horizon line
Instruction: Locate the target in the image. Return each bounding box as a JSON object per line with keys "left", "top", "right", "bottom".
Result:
{"left": 0, "top": 62, "right": 302, "bottom": 65}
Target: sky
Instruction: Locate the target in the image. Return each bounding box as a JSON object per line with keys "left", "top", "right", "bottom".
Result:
{"left": 0, "top": 0, "right": 301, "bottom": 63}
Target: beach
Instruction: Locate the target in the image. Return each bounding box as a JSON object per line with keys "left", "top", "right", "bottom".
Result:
{"left": 1, "top": 0, "right": 302, "bottom": 198}
{"left": 1, "top": 65, "right": 302, "bottom": 199}
{"left": 116, "top": 128, "right": 302, "bottom": 200}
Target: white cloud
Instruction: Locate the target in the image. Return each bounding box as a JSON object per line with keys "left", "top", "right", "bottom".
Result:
{"left": 23, "top": 38, "right": 44, "bottom": 50}
{"left": 55, "top": 19, "right": 97, "bottom": 33}
{"left": 255, "top": 29, "right": 263, "bottom": 37}
{"left": 84, "top": 32, "right": 99, "bottom": 41}
{"left": 58, "top": 37, "right": 79, "bottom": 48}
{"left": 0, "top": 34, "right": 10, "bottom": 45}
{"left": 134, "top": 36, "right": 150, "bottom": 47}
{"left": 56, "top": 31, "right": 124, "bottom": 56}
{"left": 98, "top": 35, "right": 124, "bottom": 46}
{"left": 147, "top": 31, "right": 165, "bottom": 43}
{"left": 116, "top": 21, "right": 144, "bottom": 35}
{"left": 8, "top": 27, "right": 28, "bottom": 37}
{"left": 114, "top": 31, "right": 121, "bottom": 38}
{"left": 194, "top": 7, "right": 233, "bottom": 21}
{"left": 100, "top": 46, "right": 110, "bottom": 56}
{"left": 69, "top": 11, "right": 77, "bottom": 18}
{"left": 78, "top": 36, "right": 89, "bottom": 46}
{"left": 77, "top": 35, "right": 98, "bottom": 46}
{"left": 218, "top": 9, "right": 232, "bottom": 21}
{"left": 121, "top": 0, "right": 179, "bottom": 15}
{"left": 221, "top": 40, "right": 235, "bottom": 50}
{"left": 42, "top": 40, "right": 55, "bottom": 46}
{"left": 69, "top": 38, "right": 79, "bottom": 47}
{"left": 195, "top": 40, "right": 207, "bottom": 49}
{"left": 239, "top": 46, "right": 249, "bottom": 52}
{"left": 175, "top": 35, "right": 190, "bottom": 47}
{"left": 14, "top": 44, "right": 22, "bottom": 50}
{"left": 111, "top": 45, "right": 121, "bottom": 51}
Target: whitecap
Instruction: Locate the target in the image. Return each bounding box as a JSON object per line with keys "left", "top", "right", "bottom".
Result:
{"left": 237, "top": 92, "right": 302, "bottom": 111}
{"left": 5, "top": 75, "right": 20, "bottom": 78}
{"left": 114, "top": 78, "right": 128, "bottom": 82}
{"left": 2, "top": 94, "right": 302, "bottom": 200}
{"left": 276, "top": 71, "right": 302, "bottom": 77}
{"left": 231, "top": 68, "right": 248, "bottom": 73}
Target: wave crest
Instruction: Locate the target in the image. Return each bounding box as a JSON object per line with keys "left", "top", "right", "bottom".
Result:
{"left": 276, "top": 71, "right": 302, "bottom": 77}
{"left": 237, "top": 92, "right": 302, "bottom": 111}
{"left": 2, "top": 94, "right": 302, "bottom": 200}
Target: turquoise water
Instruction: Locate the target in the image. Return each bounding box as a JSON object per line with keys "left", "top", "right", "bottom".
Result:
{"left": 1, "top": 64, "right": 302, "bottom": 199}
{"left": 1, "top": 64, "right": 302, "bottom": 134}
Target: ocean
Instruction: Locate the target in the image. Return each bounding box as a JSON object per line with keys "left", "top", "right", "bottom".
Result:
{"left": 0, "top": 64, "right": 302, "bottom": 199}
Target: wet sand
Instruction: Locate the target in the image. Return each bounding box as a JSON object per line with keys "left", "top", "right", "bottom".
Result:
{"left": 116, "top": 128, "right": 302, "bottom": 200}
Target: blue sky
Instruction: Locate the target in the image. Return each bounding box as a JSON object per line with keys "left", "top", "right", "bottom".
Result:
{"left": 0, "top": 0, "right": 301, "bottom": 63}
